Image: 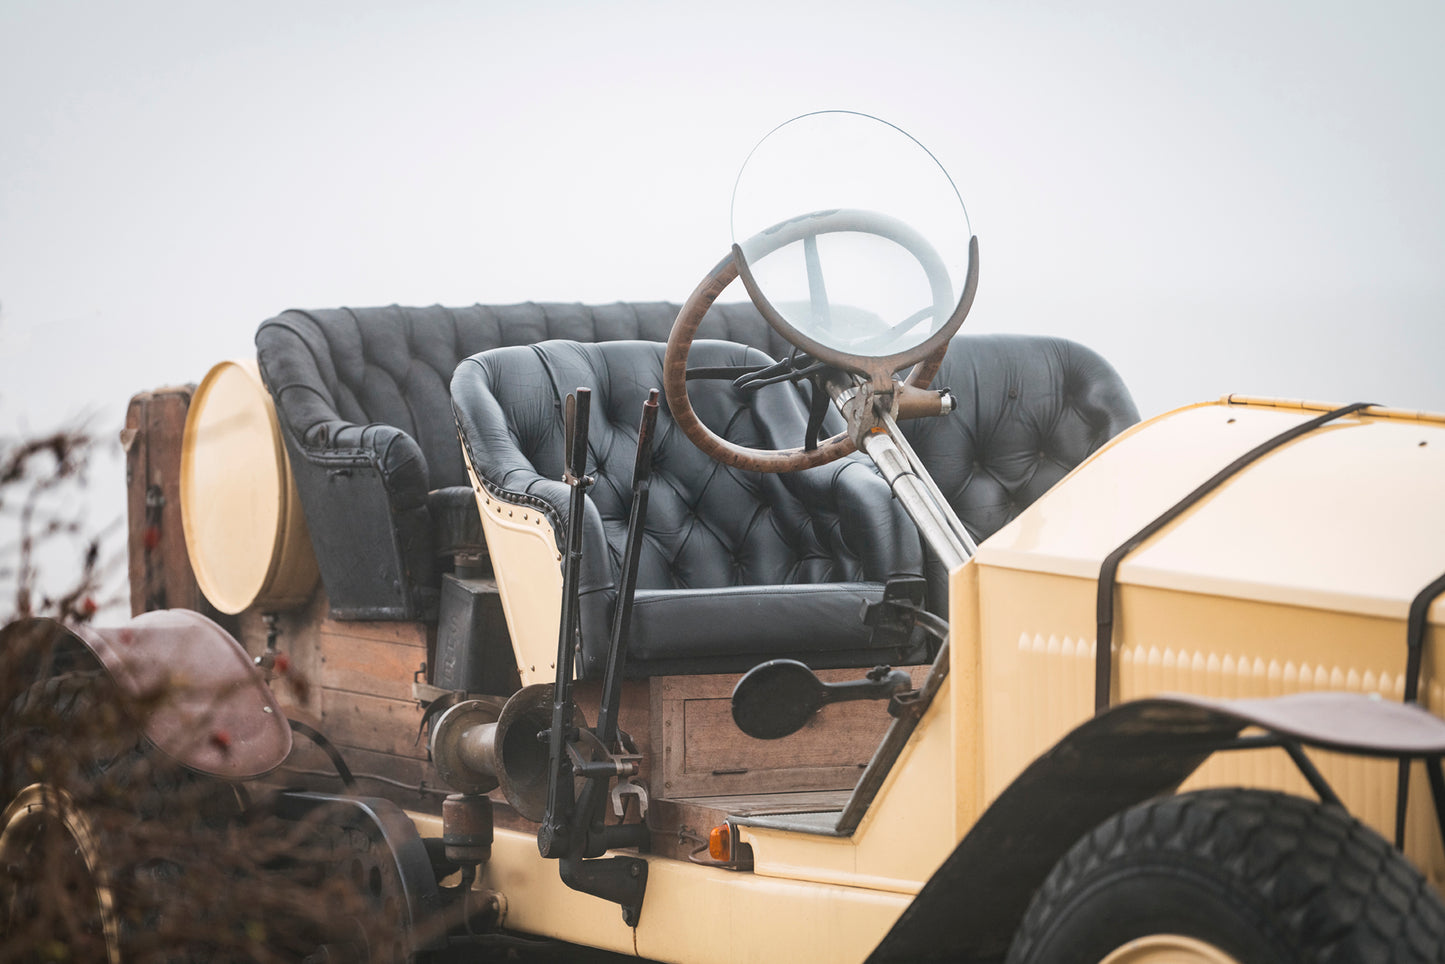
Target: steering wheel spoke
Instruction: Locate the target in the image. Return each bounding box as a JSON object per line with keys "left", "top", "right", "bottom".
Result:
{"left": 683, "top": 363, "right": 770, "bottom": 383}
{"left": 663, "top": 223, "right": 958, "bottom": 473}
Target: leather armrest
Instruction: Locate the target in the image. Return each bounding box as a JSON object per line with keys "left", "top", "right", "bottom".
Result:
{"left": 780, "top": 456, "right": 925, "bottom": 584}
{"left": 304, "top": 420, "right": 431, "bottom": 514}
{"left": 257, "top": 319, "right": 438, "bottom": 618}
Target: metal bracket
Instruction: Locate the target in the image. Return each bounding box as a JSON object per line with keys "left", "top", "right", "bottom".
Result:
{"left": 611, "top": 772, "right": 650, "bottom": 820}
{"left": 560, "top": 855, "right": 648, "bottom": 928}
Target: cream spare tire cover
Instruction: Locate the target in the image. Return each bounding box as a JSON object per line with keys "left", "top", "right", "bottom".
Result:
{"left": 180, "top": 359, "right": 318, "bottom": 614}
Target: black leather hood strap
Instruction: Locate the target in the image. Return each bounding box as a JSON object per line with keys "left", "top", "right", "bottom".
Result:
{"left": 1403, "top": 570, "right": 1445, "bottom": 706}
{"left": 1094, "top": 401, "right": 1373, "bottom": 714}
{"left": 1395, "top": 568, "right": 1445, "bottom": 846}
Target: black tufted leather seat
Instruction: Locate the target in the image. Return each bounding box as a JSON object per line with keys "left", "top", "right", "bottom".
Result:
{"left": 451, "top": 340, "right": 927, "bottom": 679}
{"left": 256, "top": 303, "right": 790, "bottom": 619}
{"left": 909, "top": 333, "right": 1140, "bottom": 607}
{"left": 256, "top": 300, "right": 1138, "bottom": 624}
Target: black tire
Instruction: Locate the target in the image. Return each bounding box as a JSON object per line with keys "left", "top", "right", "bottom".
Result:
{"left": 1006, "top": 788, "right": 1445, "bottom": 964}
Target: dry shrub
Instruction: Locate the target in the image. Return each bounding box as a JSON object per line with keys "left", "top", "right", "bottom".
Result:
{"left": 0, "top": 430, "right": 406, "bottom": 962}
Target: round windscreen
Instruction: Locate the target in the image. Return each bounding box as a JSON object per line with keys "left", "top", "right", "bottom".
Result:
{"left": 731, "top": 111, "right": 972, "bottom": 361}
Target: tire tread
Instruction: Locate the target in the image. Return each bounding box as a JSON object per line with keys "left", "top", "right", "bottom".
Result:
{"left": 1007, "top": 789, "right": 1445, "bottom": 963}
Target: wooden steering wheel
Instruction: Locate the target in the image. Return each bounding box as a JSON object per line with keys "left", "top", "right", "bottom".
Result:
{"left": 663, "top": 209, "right": 978, "bottom": 473}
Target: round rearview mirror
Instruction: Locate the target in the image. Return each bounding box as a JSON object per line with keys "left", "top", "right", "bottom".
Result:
{"left": 731, "top": 111, "right": 974, "bottom": 370}
{"left": 731, "top": 659, "right": 826, "bottom": 740}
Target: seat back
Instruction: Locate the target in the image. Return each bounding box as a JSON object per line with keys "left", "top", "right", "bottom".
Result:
{"left": 258, "top": 303, "right": 792, "bottom": 490}
{"left": 902, "top": 333, "right": 1139, "bottom": 606}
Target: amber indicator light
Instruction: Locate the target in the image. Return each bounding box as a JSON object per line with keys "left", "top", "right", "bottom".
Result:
{"left": 708, "top": 824, "right": 732, "bottom": 862}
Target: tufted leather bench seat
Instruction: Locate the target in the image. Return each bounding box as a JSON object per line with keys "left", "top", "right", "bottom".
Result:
{"left": 451, "top": 339, "right": 927, "bottom": 678}
{"left": 256, "top": 303, "right": 1137, "bottom": 623}
{"left": 256, "top": 303, "right": 791, "bottom": 619}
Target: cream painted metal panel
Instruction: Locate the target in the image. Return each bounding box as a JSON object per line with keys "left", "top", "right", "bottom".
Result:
{"left": 1124, "top": 413, "right": 1445, "bottom": 619}
{"left": 948, "top": 560, "right": 986, "bottom": 837}
{"left": 737, "top": 676, "right": 957, "bottom": 896}
{"left": 974, "top": 401, "right": 1299, "bottom": 580}
{"left": 978, "top": 569, "right": 1445, "bottom": 884}
{"left": 979, "top": 398, "right": 1445, "bottom": 621}
{"left": 475, "top": 827, "right": 911, "bottom": 964}
{"left": 972, "top": 398, "right": 1445, "bottom": 887}
{"left": 467, "top": 464, "right": 564, "bottom": 687}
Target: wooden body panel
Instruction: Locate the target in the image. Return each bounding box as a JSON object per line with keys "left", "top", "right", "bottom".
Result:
{"left": 230, "top": 594, "right": 441, "bottom": 809}
{"left": 123, "top": 386, "right": 211, "bottom": 618}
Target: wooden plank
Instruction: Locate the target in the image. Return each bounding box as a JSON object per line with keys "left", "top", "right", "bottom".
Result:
{"left": 124, "top": 387, "right": 212, "bottom": 617}
{"left": 650, "top": 666, "right": 925, "bottom": 703}
{"left": 329, "top": 746, "right": 446, "bottom": 814}
{"left": 236, "top": 592, "right": 327, "bottom": 717}
{"left": 320, "top": 632, "right": 428, "bottom": 701}
{"left": 645, "top": 797, "right": 722, "bottom": 861}
{"left": 665, "top": 758, "right": 865, "bottom": 797}
{"left": 652, "top": 666, "right": 928, "bottom": 798}
{"left": 317, "top": 618, "right": 429, "bottom": 649}
{"left": 672, "top": 790, "right": 853, "bottom": 815}
{"left": 149, "top": 389, "right": 197, "bottom": 612}
{"left": 322, "top": 689, "right": 427, "bottom": 760}
{"left": 124, "top": 393, "right": 147, "bottom": 615}
{"left": 683, "top": 697, "right": 885, "bottom": 771}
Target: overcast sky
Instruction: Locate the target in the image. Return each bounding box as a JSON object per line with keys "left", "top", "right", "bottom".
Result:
{"left": 2, "top": 1, "right": 1441, "bottom": 607}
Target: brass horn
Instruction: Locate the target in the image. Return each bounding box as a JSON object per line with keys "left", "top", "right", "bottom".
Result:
{"left": 428, "top": 683, "right": 564, "bottom": 822}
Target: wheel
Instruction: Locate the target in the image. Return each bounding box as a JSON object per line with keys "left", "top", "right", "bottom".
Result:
{"left": 1006, "top": 788, "right": 1445, "bottom": 964}
{"left": 0, "top": 625, "right": 398, "bottom": 960}
{"left": 1095, "top": 935, "right": 1242, "bottom": 963}
{"left": 662, "top": 208, "right": 977, "bottom": 474}
{"left": 0, "top": 783, "right": 122, "bottom": 963}
{"left": 0, "top": 662, "right": 246, "bottom": 961}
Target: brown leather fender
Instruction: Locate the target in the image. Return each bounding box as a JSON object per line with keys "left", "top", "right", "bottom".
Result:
{"left": 3, "top": 610, "right": 291, "bottom": 781}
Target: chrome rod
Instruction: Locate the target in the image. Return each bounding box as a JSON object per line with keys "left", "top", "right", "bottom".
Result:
{"left": 824, "top": 371, "right": 977, "bottom": 570}
{"left": 861, "top": 431, "right": 972, "bottom": 571}
{"left": 878, "top": 408, "right": 978, "bottom": 556}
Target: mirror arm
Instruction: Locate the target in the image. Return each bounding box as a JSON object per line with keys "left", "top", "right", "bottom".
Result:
{"left": 827, "top": 666, "right": 913, "bottom": 705}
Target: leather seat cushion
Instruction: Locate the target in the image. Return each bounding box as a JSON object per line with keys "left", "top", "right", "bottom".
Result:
{"left": 620, "top": 583, "right": 914, "bottom": 677}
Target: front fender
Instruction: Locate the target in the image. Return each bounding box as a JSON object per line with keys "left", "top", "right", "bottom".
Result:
{"left": 867, "top": 692, "right": 1445, "bottom": 963}
{"left": 1, "top": 609, "right": 291, "bottom": 780}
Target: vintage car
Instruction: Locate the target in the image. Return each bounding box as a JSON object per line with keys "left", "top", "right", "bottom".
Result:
{"left": 4, "top": 112, "right": 1444, "bottom": 963}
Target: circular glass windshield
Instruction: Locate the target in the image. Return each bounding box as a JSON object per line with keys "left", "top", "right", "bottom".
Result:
{"left": 731, "top": 111, "right": 972, "bottom": 360}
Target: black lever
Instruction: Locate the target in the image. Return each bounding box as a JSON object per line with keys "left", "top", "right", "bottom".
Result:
{"left": 593, "top": 388, "right": 659, "bottom": 748}
{"left": 539, "top": 389, "right": 592, "bottom": 860}
{"left": 543, "top": 389, "right": 658, "bottom": 926}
